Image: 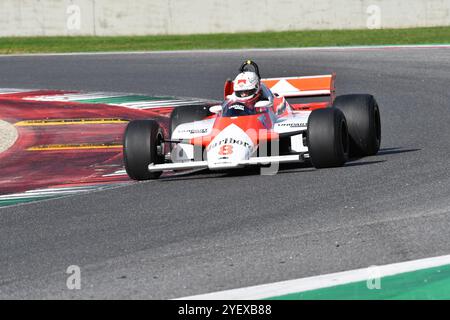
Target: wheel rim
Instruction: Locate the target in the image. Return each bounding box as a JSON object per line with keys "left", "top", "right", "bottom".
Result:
{"left": 156, "top": 132, "right": 164, "bottom": 158}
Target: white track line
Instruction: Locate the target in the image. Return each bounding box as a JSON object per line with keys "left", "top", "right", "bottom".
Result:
{"left": 1, "top": 44, "right": 450, "bottom": 58}
{"left": 176, "top": 254, "right": 450, "bottom": 300}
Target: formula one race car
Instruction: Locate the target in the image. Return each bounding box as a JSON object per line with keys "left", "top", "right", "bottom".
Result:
{"left": 123, "top": 60, "right": 381, "bottom": 180}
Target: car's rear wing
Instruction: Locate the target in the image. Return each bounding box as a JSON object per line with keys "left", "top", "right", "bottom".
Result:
{"left": 261, "top": 74, "right": 336, "bottom": 98}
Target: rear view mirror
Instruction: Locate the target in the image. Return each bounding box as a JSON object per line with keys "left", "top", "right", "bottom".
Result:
{"left": 255, "top": 100, "right": 271, "bottom": 108}
{"left": 209, "top": 105, "right": 222, "bottom": 114}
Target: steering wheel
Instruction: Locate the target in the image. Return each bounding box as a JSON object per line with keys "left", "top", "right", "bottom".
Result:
{"left": 239, "top": 60, "right": 261, "bottom": 79}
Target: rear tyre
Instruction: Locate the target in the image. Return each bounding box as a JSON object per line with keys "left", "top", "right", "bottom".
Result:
{"left": 170, "top": 105, "right": 212, "bottom": 135}
{"left": 307, "top": 108, "right": 349, "bottom": 168}
{"left": 123, "top": 120, "right": 164, "bottom": 180}
{"left": 333, "top": 94, "right": 381, "bottom": 157}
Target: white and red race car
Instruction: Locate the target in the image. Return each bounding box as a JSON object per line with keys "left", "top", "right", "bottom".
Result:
{"left": 123, "top": 61, "right": 381, "bottom": 180}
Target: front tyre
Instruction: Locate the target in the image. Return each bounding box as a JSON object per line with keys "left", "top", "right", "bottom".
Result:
{"left": 307, "top": 108, "right": 349, "bottom": 168}
{"left": 333, "top": 94, "right": 381, "bottom": 157}
{"left": 123, "top": 120, "right": 164, "bottom": 180}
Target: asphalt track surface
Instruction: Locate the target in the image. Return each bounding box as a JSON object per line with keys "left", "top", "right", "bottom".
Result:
{"left": 0, "top": 48, "right": 449, "bottom": 299}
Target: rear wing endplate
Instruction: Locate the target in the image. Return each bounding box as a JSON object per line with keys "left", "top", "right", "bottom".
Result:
{"left": 262, "top": 74, "right": 335, "bottom": 98}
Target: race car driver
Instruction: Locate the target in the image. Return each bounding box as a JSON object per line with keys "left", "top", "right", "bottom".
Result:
{"left": 232, "top": 71, "right": 262, "bottom": 104}
{"left": 222, "top": 61, "right": 273, "bottom": 117}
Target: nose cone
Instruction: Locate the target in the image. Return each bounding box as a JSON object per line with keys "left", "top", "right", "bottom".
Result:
{"left": 206, "top": 123, "right": 255, "bottom": 169}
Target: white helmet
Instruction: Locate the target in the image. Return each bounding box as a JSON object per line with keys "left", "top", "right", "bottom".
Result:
{"left": 233, "top": 71, "right": 261, "bottom": 101}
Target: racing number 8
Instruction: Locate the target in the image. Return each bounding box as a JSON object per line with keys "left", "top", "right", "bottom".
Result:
{"left": 219, "top": 144, "right": 233, "bottom": 155}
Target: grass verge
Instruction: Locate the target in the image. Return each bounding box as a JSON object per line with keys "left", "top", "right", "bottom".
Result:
{"left": 1, "top": 27, "right": 450, "bottom": 54}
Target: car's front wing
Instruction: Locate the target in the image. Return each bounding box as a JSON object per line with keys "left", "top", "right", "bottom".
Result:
{"left": 148, "top": 154, "right": 303, "bottom": 172}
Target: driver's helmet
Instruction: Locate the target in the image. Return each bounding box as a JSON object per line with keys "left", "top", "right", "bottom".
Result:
{"left": 233, "top": 71, "right": 261, "bottom": 102}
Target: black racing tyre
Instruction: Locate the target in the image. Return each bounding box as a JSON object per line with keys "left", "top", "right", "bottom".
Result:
{"left": 333, "top": 94, "right": 381, "bottom": 157}
{"left": 307, "top": 108, "right": 349, "bottom": 168}
{"left": 170, "top": 105, "right": 212, "bottom": 135}
{"left": 123, "top": 120, "right": 164, "bottom": 180}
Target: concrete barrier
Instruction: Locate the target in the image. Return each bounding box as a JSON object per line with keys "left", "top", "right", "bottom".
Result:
{"left": 1, "top": 0, "right": 450, "bottom": 37}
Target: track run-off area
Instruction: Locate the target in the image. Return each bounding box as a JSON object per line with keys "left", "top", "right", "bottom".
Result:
{"left": 0, "top": 89, "right": 210, "bottom": 207}
{"left": 0, "top": 46, "right": 449, "bottom": 299}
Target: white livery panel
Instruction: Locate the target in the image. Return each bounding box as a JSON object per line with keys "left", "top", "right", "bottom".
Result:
{"left": 273, "top": 111, "right": 311, "bottom": 134}
{"left": 171, "top": 118, "right": 215, "bottom": 140}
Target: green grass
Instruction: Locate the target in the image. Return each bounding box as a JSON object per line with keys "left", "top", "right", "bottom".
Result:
{"left": 1, "top": 27, "right": 450, "bottom": 54}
